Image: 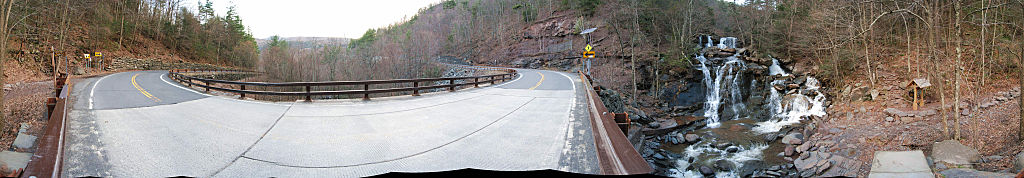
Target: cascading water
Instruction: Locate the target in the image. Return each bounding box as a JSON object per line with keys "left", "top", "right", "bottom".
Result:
{"left": 656, "top": 36, "right": 829, "bottom": 178}
{"left": 704, "top": 36, "right": 715, "bottom": 48}
{"left": 717, "top": 37, "right": 737, "bottom": 49}
{"left": 768, "top": 57, "right": 788, "bottom": 77}
{"left": 696, "top": 54, "right": 746, "bottom": 128}
{"left": 753, "top": 58, "right": 827, "bottom": 133}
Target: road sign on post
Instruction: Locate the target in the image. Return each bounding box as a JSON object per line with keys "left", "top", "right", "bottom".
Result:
{"left": 95, "top": 52, "right": 103, "bottom": 70}
{"left": 579, "top": 27, "right": 597, "bottom": 76}
{"left": 583, "top": 44, "right": 595, "bottom": 76}
{"left": 84, "top": 54, "right": 91, "bottom": 68}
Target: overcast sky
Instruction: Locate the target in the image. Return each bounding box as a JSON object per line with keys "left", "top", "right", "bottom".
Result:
{"left": 187, "top": 0, "right": 444, "bottom": 39}
{"left": 188, "top": 0, "right": 746, "bottom": 39}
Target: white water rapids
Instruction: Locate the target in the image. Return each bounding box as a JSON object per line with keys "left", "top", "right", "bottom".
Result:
{"left": 667, "top": 38, "right": 827, "bottom": 178}
{"left": 753, "top": 58, "right": 827, "bottom": 134}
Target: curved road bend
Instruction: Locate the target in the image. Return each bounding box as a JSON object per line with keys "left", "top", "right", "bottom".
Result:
{"left": 62, "top": 69, "right": 601, "bottom": 177}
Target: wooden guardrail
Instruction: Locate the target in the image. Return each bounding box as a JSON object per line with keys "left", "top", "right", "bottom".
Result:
{"left": 168, "top": 68, "right": 517, "bottom": 101}
{"left": 21, "top": 73, "right": 72, "bottom": 178}
{"left": 578, "top": 71, "right": 652, "bottom": 175}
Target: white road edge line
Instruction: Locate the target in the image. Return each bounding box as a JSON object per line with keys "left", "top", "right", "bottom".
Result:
{"left": 160, "top": 73, "right": 290, "bottom": 107}
{"left": 490, "top": 70, "right": 524, "bottom": 88}
{"left": 555, "top": 71, "right": 577, "bottom": 95}
{"left": 554, "top": 70, "right": 579, "bottom": 171}
{"left": 89, "top": 73, "right": 115, "bottom": 109}
{"left": 160, "top": 73, "right": 212, "bottom": 97}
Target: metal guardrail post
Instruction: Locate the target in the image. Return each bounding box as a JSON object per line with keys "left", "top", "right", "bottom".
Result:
{"left": 305, "top": 86, "right": 312, "bottom": 102}
{"left": 204, "top": 81, "right": 210, "bottom": 92}
{"left": 614, "top": 113, "right": 630, "bottom": 133}
{"left": 412, "top": 82, "right": 420, "bottom": 96}
{"left": 490, "top": 76, "right": 495, "bottom": 84}
{"left": 474, "top": 78, "right": 479, "bottom": 88}
{"left": 240, "top": 85, "right": 245, "bottom": 98}
{"left": 449, "top": 79, "right": 455, "bottom": 92}
{"left": 363, "top": 84, "right": 370, "bottom": 100}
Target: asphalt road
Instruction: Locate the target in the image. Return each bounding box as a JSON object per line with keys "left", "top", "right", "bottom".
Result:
{"left": 62, "top": 69, "right": 599, "bottom": 177}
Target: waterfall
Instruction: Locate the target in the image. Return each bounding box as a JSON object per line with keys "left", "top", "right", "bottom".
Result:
{"left": 698, "top": 55, "right": 747, "bottom": 128}
{"left": 718, "top": 37, "right": 737, "bottom": 49}
{"left": 660, "top": 36, "right": 832, "bottom": 178}
{"left": 754, "top": 75, "right": 828, "bottom": 133}
{"left": 697, "top": 56, "right": 719, "bottom": 127}
{"left": 768, "top": 58, "right": 789, "bottom": 76}
{"left": 728, "top": 57, "right": 746, "bottom": 120}
{"left": 705, "top": 36, "right": 715, "bottom": 48}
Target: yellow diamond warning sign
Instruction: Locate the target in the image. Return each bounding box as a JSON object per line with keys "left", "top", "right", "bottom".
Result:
{"left": 583, "top": 44, "right": 595, "bottom": 58}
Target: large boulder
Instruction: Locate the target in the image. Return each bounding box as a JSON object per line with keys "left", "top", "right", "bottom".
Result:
{"left": 1016, "top": 152, "right": 1024, "bottom": 172}
{"left": 598, "top": 89, "right": 627, "bottom": 113}
{"left": 781, "top": 133, "right": 804, "bottom": 145}
{"left": 714, "top": 159, "right": 735, "bottom": 171}
{"left": 932, "top": 140, "right": 981, "bottom": 165}
{"left": 699, "top": 165, "right": 715, "bottom": 176}
{"left": 12, "top": 134, "right": 36, "bottom": 149}
{"left": 684, "top": 134, "right": 700, "bottom": 143}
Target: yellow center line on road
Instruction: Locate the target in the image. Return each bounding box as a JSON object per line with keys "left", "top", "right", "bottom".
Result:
{"left": 132, "top": 73, "right": 162, "bottom": 102}
{"left": 529, "top": 72, "right": 545, "bottom": 90}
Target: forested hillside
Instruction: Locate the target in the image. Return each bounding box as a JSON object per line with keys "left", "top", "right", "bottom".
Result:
{"left": 259, "top": 0, "right": 1024, "bottom": 116}
{"left": 343, "top": 0, "right": 1024, "bottom": 93}
{"left": 0, "top": 0, "right": 259, "bottom": 155}
{"left": 2, "top": 0, "right": 258, "bottom": 80}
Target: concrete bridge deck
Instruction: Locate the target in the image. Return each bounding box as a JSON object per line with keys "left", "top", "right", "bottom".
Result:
{"left": 61, "top": 69, "right": 601, "bottom": 177}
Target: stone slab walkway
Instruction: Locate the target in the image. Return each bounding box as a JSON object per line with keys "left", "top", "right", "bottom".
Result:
{"left": 868, "top": 150, "right": 934, "bottom": 178}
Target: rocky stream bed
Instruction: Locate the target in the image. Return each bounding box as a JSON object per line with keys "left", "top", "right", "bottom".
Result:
{"left": 607, "top": 36, "right": 859, "bottom": 178}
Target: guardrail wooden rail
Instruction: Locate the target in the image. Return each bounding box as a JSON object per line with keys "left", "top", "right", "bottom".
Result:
{"left": 168, "top": 68, "right": 517, "bottom": 101}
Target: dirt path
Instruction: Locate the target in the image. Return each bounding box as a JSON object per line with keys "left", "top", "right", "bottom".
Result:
{"left": 812, "top": 75, "right": 1023, "bottom": 176}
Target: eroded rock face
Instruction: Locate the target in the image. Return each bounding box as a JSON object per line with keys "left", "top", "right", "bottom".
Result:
{"left": 932, "top": 140, "right": 981, "bottom": 165}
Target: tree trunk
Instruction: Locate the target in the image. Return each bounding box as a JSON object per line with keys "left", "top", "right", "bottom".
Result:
{"left": 980, "top": 0, "right": 988, "bottom": 86}
{"left": 1018, "top": 44, "right": 1024, "bottom": 141}
{"left": 58, "top": 0, "right": 69, "bottom": 54}
{"left": 630, "top": 0, "right": 639, "bottom": 104}
{"left": 953, "top": 0, "right": 963, "bottom": 140}
{"left": 1018, "top": 1, "right": 1024, "bottom": 141}
{"left": 118, "top": 0, "right": 126, "bottom": 48}
{"left": 0, "top": 0, "right": 9, "bottom": 136}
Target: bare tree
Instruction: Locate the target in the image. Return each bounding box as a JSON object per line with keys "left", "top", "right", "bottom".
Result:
{"left": 953, "top": 0, "right": 963, "bottom": 140}
{"left": 630, "top": 0, "right": 639, "bottom": 104}
{"left": 0, "top": 0, "right": 14, "bottom": 136}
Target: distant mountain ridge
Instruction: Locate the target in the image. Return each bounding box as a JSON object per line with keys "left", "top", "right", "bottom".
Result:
{"left": 256, "top": 37, "right": 351, "bottom": 49}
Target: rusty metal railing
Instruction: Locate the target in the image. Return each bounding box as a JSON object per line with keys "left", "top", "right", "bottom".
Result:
{"left": 21, "top": 73, "right": 72, "bottom": 178}
{"left": 168, "top": 68, "right": 517, "bottom": 101}
{"left": 578, "top": 71, "right": 652, "bottom": 175}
